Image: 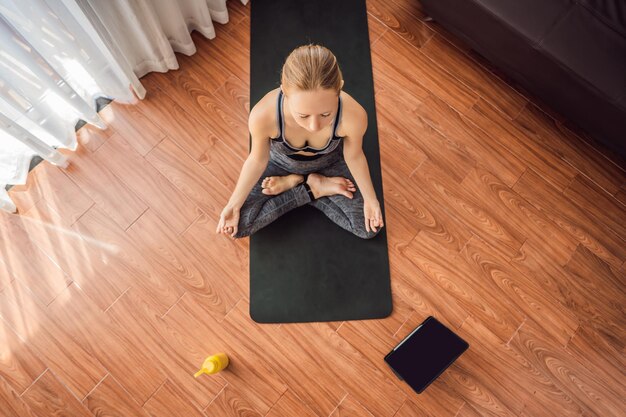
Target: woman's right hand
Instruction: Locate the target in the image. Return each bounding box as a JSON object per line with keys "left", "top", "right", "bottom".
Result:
{"left": 216, "top": 204, "right": 240, "bottom": 238}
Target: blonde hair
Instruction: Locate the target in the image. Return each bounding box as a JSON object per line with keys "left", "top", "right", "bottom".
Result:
{"left": 281, "top": 44, "right": 343, "bottom": 96}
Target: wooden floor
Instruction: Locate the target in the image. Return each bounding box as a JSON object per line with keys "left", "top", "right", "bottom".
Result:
{"left": 2, "top": 1, "right": 625, "bottom": 416}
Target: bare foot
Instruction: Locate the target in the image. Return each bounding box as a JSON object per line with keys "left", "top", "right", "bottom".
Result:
{"left": 307, "top": 173, "right": 357, "bottom": 199}
{"left": 262, "top": 174, "right": 304, "bottom": 195}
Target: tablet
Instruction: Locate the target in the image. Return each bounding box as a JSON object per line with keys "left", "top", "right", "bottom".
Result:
{"left": 384, "top": 316, "right": 469, "bottom": 394}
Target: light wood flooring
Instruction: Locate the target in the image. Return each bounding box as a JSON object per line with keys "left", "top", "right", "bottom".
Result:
{"left": 1, "top": 0, "right": 625, "bottom": 416}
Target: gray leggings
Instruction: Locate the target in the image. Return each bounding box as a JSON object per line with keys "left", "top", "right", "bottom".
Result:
{"left": 234, "top": 145, "right": 380, "bottom": 239}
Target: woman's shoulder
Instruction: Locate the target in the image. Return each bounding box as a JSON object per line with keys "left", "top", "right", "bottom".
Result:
{"left": 337, "top": 90, "right": 367, "bottom": 138}
{"left": 248, "top": 88, "right": 281, "bottom": 138}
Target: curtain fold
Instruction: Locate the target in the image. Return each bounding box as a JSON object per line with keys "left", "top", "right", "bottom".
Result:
{"left": 84, "top": 0, "right": 247, "bottom": 77}
{"left": 0, "top": 0, "right": 248, "bottom": 213}
{"left": 0, "top": 0, "right": 136, "bottom": 209}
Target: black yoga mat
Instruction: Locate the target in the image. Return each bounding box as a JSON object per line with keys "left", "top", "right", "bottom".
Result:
{"left": 249, "top": 0, "right": 391, "bottom": 323}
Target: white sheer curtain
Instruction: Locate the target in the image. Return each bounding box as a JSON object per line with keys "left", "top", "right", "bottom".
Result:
{"left": 0, "top": 0, "right": 139, "bottom": 212}
{"left": 84, "top": 0, "right": 248, "bottom": 77}
{"left": 0, "top": 0, "right": 248, "bottom": 212}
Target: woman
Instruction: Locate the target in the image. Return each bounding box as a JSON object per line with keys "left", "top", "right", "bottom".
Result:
{"left": 216, "top": 44, "right": 384, "bottom": 239}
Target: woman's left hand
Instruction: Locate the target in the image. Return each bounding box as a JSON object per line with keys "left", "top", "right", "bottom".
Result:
{"left": 364, "top": 199, "right": 384, "bottom": 233}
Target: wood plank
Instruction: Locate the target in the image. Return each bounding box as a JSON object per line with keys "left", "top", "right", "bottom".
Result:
{"left": 105, "top": 289, "right": 226, "bottom": 410}
{"left": 138, "top": 67, "right": 173, "bottom": 92}
{"left": 614, "top": 187, "right": 626, "bottom": 206}
{"left": 21, "top": 370, "right": 94, "bottom": 416}
{"left": 60, "top": 144, "right": 148, "bottom": 230}
{"left": 75, "top": 119, "right": 113, "bottom": 153}
{"left": 14, "top": 161, "right": 93, "bottom": 226}
{"left": 191, "top": 30, "right": 249, "bottom": 85}
{"left": 513, "top": 168, "right": 626, "bottom": 268}
{"left": 461, "top": 167, "right": 578, "bottom": 265}
{"left": 394, "top": 394, "right": 463, "bottom": 417}
{"left": 0, "top": 260, "right": 13, "bottom": 294}
{"left": 366, "top": 0, "right": 435, "bottom": 49}
{"left": 566, "top": 326, "right": 625, "bottom": 392}
{"left": 461, "top": 235, "right": 579, "bottom": 346}
{"left": 389, "top": 247, "right": 469, "bottom": 331}
{"left": 0, "top": 210, "right": 71, "bottom": 306}
{"left": 169, "top": 49, "right": 232, "bottom": 96}
{"left": 466, "top": 98, "right": 577, "bottom": 191}
{"left": 98, "top": 101, "right": 166, "bottom": 157}
{"left": 181, "top": 213, "right": 249, "bottom": 296}
{"left": 330, "top": 395, "right": 375, "bottom": 417}
{"left": 74, "top": 204, "right": 184, "bottom": 316}
{"left": 0, "top": 318, "right": 46, "bottom": 395}
{"left": 558, "top": 117, "right": 626, "bottom": 171}
{"left": 197, "top": 135, "right": 246, "bottom": 196}
{"left": 0, "top": 376, "right": 37, "bottom": 417}
{"left": 452, "top": 317, "right": 586, "bottom": 416}
{"left": 266, "top": 390, "right": 319, "bottom": 417}
{"left": 146, "top": 138, "right": 231, "bottom": 219}
{"left": 96, "top": 133, "right": 200, "bottom": 234}
{"left": 401, "top": 232, "right": 524, "bottom": 342}
{"left": 223, "top": 0, "right": 249, "bottom": 30}
{"left": 225, "top": 16, "right": 250, "bottom": 52}
{"left": 514, "top": 104, "right": 625, "bottom": 195}
{"left": 382, "top": 0, "right": 428, "bottom": 21}
{"left": 125, "top": 208, "right": 243, "bottom": 321}
{"left": 204, "top": 384, "right": 263, "bottom": 417}
{"left": 454, "top": 402, "right": 484, "bottom": 417}
{"left": 384, "top": 0, "right": 473, "bottom": 54}
{"left": 565, "top": 245, "right": 624, "bottom": 304}
{"left": 372, "top": 49, "right": 477, "bottom": 184}
{"left": 421, "top": 34, "right": 527, "bottom": 119}
{"left": 337, "top": 311, "right": 463, "bottom": 417}
{"left": 509, "top": 320, "right": 624, "bottom": 416}
{"left": 372, "top": 42, "right": 431, "bottom": 105}
{"left": 511, "top": 239, "right": 625, "bottom": 352}
{"left": 279, "top": 321, "right": 405, "bottom": 417}
{"left": 21, "top": 198, "right": 126, "bottom": 311}
{"left": 381, "top": 168, "right": 425, "bottom": 250}
{"left": 383, "top": 205, "right": 421, "bottom": 252}
{"left": 416, "top": 94, "right": 526, "bottom": 187}
{"left": 220, "top": 299, "right": 346, "bottom": 417}
{"left": 376, "top": 110, "right": 428, "bottom": 180}
{"left": 367, "top": 10, "right": 388, "bottom": 46}
{"left": 22, "top": 192, "right": 74, "bottom": 230}
{"left": 163, "top": 294, "right": 287, "bottom": 415}
{"left": 410, "top": 159, "right": 525, "bottom": 258}
{"left": 384, "top": 166, "right": 473, "bottom": 256}
{"left": 212, "top": 74, "right": 250, "bottom": 126}
{"left": 226, "top": 1, "right": 250, "bottom": 19}
{"left": 84, "top": 374, "right": 151, "bottom": 417}
{"left": 6, "top": 173, "right": 42, "bottom": 215}
{"left": 372, "top": 30, "right": 478, "bottom": 113}
{"left": 143, "top": 380, "right": 208, "bottom": 417}
{"left": 153, "top": 70, "right": 249, "bottom": 158}
{"left": 132, "top": 85, "right": 217, "bottom": 161}
{"left": 392, "top": 398, "right": 450, "bottom": 417}
{"left": 46, "top": 283, "right": 167, "bottom": 406}
{"left": 563, "top": 174, "right": 626, "bottom": 240}
{"left": 375, "top": 92, "right": 475, "bottom": 184}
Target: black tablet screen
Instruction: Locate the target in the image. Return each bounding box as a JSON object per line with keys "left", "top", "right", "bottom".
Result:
{"left": 384, "top": 316, "right": 469, "bottom": 393}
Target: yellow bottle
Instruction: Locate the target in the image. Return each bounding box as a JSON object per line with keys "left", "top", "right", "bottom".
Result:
{"left": 194, "top": 353, "right": 229, "bottom": 378}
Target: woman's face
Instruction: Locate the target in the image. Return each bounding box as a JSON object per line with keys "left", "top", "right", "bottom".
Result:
{"left": 283, "top": 87, "right": 340, "bottom": 132}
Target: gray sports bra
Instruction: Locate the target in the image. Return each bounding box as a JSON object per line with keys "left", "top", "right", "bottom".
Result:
{"left": 271, "top": 89, "right": 344, "bottom": 157}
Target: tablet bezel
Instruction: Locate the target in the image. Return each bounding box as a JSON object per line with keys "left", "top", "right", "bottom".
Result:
{"left": 384, "top": 316, "right": 469, "bottom": 394}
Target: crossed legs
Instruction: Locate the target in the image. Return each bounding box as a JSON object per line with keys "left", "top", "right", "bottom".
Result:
{"left": 234, "top": 158, "right": 380, "bottom": 239}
